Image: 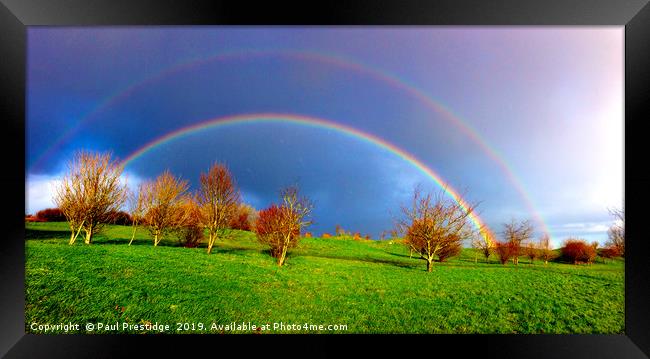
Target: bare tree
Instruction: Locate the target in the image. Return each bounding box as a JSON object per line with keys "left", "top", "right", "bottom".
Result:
{"left": 54, "top": 170, "right": 86, "bottom": 245}
{"left": 53, "top": 150, "right": 127, "bottom": 245}
{"left": 502, "top": 219, "right": 534, "bottom": 265}
{"left": 606, "top": 207, "right": 624, "bottom": 257}
{"left": 254, "top": 186, "right": 313, "bottom": 266}
{"left": 471, "top": 226, "right": 494, "bottom": 263}
{"left": 396, "top": 188, "right": 477, "bottom": 272}
{"left": 538, "top": 234, "right": 556, "bottom": 265}
{"left": 524, "top": 240, "right": 539, "bottom": 264}
{"left": 141, "top": 170, "right": 189, "bottom": 246}
{"left": 196, "top": 163, "right": 241, "bottom": 254}
{"left": 127, "top": 184, "right": 146, "bottom": 246}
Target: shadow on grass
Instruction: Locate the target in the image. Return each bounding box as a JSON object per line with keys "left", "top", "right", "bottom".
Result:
{"left": 213, "top": 246, "right": 261, "bottom": 255}
{"left": 296, "top": 252, "right": 419, "bottom": 269}
{"left": 384, "top": 251, "right": 413, "bottom": 259}
{"left": 25, "top": 228, "right": 70, "bottom": 240}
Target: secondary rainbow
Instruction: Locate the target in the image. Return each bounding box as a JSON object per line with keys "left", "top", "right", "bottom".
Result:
{"left": 30, "top": 48, "right": 548, "bottom": 237}
{"left": 120, "top": 112, "right": 493, "bottom": 242}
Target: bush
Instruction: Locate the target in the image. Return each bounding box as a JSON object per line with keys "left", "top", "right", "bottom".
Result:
{"left": 254, "top": 205, "right": 301, "bottom": 265}
{"left": 322, "top": 233, "right": 331, "bottom": 238}
{"left": 437, "top": 239, "right": 462, "bottom": 262}
{"left": 599, "top": 245, "right": 620, "bottom": 261}
{"left": 106, "top": 210, "right": 133, "bottom": 225}
{"left": 561, "top": 238, "right": 597, "bottom": 264}
{"left": 177, "top": 225, "right": 204, "bottom": 248}
{"left": 494, "top": 240, "right": 516, "bottom": 264}
{"left": 229, "top": 204, "right": 258, "bottom": 231}
{"left": 35, "top": 208, "right": 67, "bottom": 222}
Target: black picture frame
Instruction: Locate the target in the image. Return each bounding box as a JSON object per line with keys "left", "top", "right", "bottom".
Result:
{"left": 1, "top": 0, "right": 649, "bottom": 357}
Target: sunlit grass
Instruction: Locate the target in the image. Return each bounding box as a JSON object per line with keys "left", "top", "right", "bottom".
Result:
{"left": 25, "top": 222, "right": 624, "bottom": 334}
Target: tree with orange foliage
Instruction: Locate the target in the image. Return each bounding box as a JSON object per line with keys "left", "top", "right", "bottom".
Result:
{"left": 437, "top": 235, "right": 462, "bottom": 262}
{"left": 494, "top": 240, "right": 516, "bottom": 264}
{"left": 396, "top": 187, "right": 477, "bottom": 272}
{"left": 196, "top": 163, "right": 241, "bottom": 254}
{"left": 254, "top": 186, "right": 313, "bottom": 266}
{"left": 599, "top": 245, "right": 621, "bottom": 262}
{"left": 140, "top": 170, "right": 189, "bottom": 246}
{"left": 54, "top": 150, "right": 127, "bottom": 245}
{"left": 175, "top": 196, "right": 204, "bottom": 248}
{"left": 561, "top": 238, "right": 597, "bottom": 265}
{"left": 229, "top": 203, "right": 257, "bottom": 231}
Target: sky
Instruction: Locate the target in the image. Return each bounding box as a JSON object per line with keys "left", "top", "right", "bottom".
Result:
{"left": 25, "top": 27, "right": 624, "bottom": 246}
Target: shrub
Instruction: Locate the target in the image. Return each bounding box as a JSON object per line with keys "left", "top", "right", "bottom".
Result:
{"left": 174, "top": 199, "right": 204, "bottom": 248}
{"left": 304, "top": 232, "right": 312, "bottom": 238}
{"left": 437, "top": 238, "right": 462, "bottom": 262}
{"left": 177, "top": 225, "right": 204, "bottom": 248}
{"left": 599, "top": 245, "right": 620, "bottom": 261}
{"left": 322, "top": 233, "right": 331, "bottom": 238}
{"left": 35, "top": 208, "right": 67, "bottom": 222}
{"left": 229, "top": 203, "right": 257, "bottom": 231}
{"left": 253, "top": 186, "right": 313, "bottom": 266}
{"left": 255, "top": 205, "right": 300, "bottom": 265}
{"left": 106, "top": 210, "right": 133, "bottom": 225}
{"left": 561, "top": 238, "right": 597, "bottom": 264}
{"left": 494, "top": 240, "right": 516, "bottom": 265}
{"left": 353, "top": 232, "right": 361, "bottom": 240}
{"left": 525, "top": 241, "right": 539, "bottom": 263}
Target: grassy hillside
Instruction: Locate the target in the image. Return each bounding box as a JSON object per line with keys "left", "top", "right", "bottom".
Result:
{"left": 25, "top": 222, "right": 624, "bottom": 334}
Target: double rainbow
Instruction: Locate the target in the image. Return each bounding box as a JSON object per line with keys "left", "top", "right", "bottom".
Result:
{"left": 119, "top": 112, "right": 494, "bottom": 242}
{"left": 30, "top": 48, "right": 549, "bottom": 240}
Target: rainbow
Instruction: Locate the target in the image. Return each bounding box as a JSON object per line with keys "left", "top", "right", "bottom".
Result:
{"left": 120, "top": 112, "right": 494, "bottom": 242}
{"left": 30, "top": 48, "right": 549, "bottom": 237}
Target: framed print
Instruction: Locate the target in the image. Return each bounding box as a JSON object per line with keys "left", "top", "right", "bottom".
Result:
{"left": 1, "top": 0, "right": 649, "bottom": 357}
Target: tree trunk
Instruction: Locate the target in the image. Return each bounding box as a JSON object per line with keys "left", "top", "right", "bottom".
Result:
{"left": 154, "top": 233, "right": 159, "bottom": 246}
{"left": 128, "top": 223, "right": 137, "bottom": 246}
{"left": 68, "top": 220, "right": 85, "bottom": 245}
{"left": 426, "top": 258, "right": 433, "bottom": 272}
{"left": 84, "top": 227, "right": 92, "bottom": 244}
{"left": 207, "top": 233, "right": 214, "bottom": 254}
{"left": 278, "top": 245, "right": 288, "bottom": 267}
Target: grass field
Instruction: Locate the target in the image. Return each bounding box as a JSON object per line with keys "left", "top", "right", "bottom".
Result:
{"left": 25, "top": 222, "right": 624, "bottom": 334}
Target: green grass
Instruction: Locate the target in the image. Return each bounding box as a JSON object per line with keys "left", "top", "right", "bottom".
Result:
{"left": 25, "top": 222, "right": 624, "bottom": 334}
